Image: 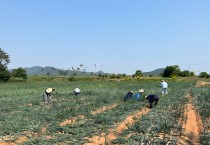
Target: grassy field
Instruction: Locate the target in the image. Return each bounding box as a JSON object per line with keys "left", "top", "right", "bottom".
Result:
{"left": 0, "top": 79, "right": 209, "bottom": 144}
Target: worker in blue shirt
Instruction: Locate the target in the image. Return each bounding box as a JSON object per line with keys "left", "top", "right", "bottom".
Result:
{"left": 134, "top": 89, "right": 144, "bottom": 100}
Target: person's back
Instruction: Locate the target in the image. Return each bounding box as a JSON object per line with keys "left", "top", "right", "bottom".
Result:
{"left": 161, "top": 81, "right": 168, "bottom": 88}
{"left": 43, "top": 88, "right": 55, "bottom": 103}
{"left": 161, "top": 80, "right": 168, "bottom": 95}
{"left": 134, "top": 89, "right": 144, "bottom": 100}
{"left": 124, "top": 91, "right": 133, "bottom": 101}
{"left": 145, "top": 94, "right": 159, "bottom": 108}
{"left": 147, "top": 94, "right": 159, "bottom": 101}
{"left": 134, "top": 93, "right": 141, "bottom": 100}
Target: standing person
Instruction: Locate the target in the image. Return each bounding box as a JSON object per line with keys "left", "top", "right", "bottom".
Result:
{"left": 145, "top": 94, "right": 159, "bottom": 108}
{"left": 43, "top": 88, "right": 55, "bottom": 103}
{"left": 123, "top": 91, "right": 133, "bottom": 101}
{"left": 74, "top": 87, "right": 81, "bottom": 95}
{"left": 160, "top": 80, "right": 168, "bottom": 95}
{"left": 134, "top": 89, "right": 144, "bottom": 100}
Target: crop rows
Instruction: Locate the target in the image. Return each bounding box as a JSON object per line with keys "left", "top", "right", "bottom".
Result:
{"left": 0, "top": 80, "right": 208, "bottom": 145}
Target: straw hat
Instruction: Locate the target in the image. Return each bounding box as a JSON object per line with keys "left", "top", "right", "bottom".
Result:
{"left": 46, "top": 88, "right": 54, "bottom": 93}
{"left": 139, "top": 89, "right": 144, "bottom": 93}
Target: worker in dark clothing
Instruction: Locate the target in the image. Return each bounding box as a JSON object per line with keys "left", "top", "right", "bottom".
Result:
{"left": 145, "top": 94, "right": 159, "bottom": 108}
{"left": 124, "top": 91, "right": 133, "bottom": 101}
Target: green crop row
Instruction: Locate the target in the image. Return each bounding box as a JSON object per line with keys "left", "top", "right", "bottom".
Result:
{"left": 0, "top": 80, "right": 206, "bottom": 145}
{"left": 191, "top": 85, "right": 210, "bottom": 145}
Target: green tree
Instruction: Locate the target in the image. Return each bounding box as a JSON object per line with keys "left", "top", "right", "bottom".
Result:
{"left": 199, "top": 72, "right": 209, "bottom": 78}
{"left": 0, "top": 48, "right": 10, "bottom": 67}
{"left": 163, "top": 65, "right": 180, "bottom": 77}
{"left": 0, "top": 66, "right": 11, "bottom": 82}
{"left": 135, "top": 70, "right": 143, "bottom": 77}
{"left": 179, "top": 70, "right": 190, "bottom": 77}
{"left": 0, "top": 48, "right": 11, "bottom": 82}
{"left": 11, "top": 67, "right": 27, "bottom": 80}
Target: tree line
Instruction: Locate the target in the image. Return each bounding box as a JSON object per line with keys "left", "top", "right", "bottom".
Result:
{"left": 0, "top": 48, "right": 210, "bottom": 82}
{"left": 0, "top": 48, "right": 27, "bottom": 82}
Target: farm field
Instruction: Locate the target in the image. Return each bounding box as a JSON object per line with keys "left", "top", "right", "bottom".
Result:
{"left": 0, "top": 79, "right": 210, "bottom": 145}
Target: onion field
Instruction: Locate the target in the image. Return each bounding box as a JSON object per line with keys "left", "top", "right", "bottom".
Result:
{"left": 0, "top": 79, "right": 209, "bottom": 145}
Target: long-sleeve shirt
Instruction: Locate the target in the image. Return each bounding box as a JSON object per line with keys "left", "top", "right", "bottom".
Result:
{"left": 161, "top": 82, "right": 168, "bottom": 88}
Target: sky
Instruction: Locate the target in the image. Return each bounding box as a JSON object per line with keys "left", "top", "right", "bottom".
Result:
{"left": 1, "top": 0, "right": 210, "bottom": 75}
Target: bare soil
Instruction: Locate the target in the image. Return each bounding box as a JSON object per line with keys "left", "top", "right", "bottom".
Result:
{"left": 195, "top": 81, "right": 210, "bottom": 87}
{"left": 84, "top": 107, "right": 150, "bottom": 145}
{"left": 0, "top": 136, "right": 27, "bottom": 145}
{"left": 59, "top": 115, "right": 86, "bottom": 126}
{"left": 59, "top": 104, "right": 118, "bottom": 127}
{"left": 177, "top": 93, "right": 203, "bottom": 145}
{"left": 90, "top": 104, "right": 118, "bottom": 115}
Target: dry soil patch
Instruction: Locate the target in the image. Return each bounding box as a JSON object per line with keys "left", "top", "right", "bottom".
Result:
{"left": 177, "top": 94, "right": 203, "bottom": 145}
{"left": 84, "top": 107, "right": 150, "bottom": 145}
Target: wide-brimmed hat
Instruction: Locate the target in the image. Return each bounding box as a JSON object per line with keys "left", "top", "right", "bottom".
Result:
{"left": 139, "top": 89, "right": 144, "bottom": 93}
{"left": 46, "top": 88, "right": 54, "bottom": 93}
{"left": 130, "top": 91, "right": 133, "bottom": 93}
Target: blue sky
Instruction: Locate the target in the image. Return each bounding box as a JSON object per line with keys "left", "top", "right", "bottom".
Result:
{"left": 1, "top": 0, "right": 210, "bottom": 75}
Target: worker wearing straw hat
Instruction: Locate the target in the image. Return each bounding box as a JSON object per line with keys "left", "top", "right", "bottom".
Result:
{"left": 134, "top": 89, "right": 144, "bottom": 100}
{"left": 43, "top": 88, "right": 55, "bottom": 103}
{"left": 145, "top": 94, "right": 159, "bottom": 108}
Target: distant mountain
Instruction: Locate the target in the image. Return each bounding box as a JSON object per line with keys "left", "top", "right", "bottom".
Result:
{"left": 22, "top": 66, "right": 104, "bottom": 76}
{"left": 143, "top": 68, "right": 164, "bottom": 76}
{"left": 11, "top": 66, "right": 163, "bottom": 76}
{"left": 24, "top": 66, "right": 61, "bottom": 76}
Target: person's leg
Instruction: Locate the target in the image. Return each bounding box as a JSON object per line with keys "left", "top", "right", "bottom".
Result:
{"left": 43, "top": 93, "right": 48, "bottom": 103}
{"left": 149, "top": 101, "right": 153, "bottom": 108}
{"left": 155, "top": 99, "right": 159, "bottom": 106}
{"left": 47, "top": 95, "right": 52, "bottom": 102}
{"left": 163, "top": 88, "right": 167, "bottom": 95}
{"left": 162, "top": 88, "right": 164, "bottom": 95}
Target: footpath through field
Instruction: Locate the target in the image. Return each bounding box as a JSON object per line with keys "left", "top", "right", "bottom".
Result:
{"left": 59, "top": 103, "right": 118, "bottom": 126}
{"left": 84, "top": 107, "right": 150, "bottom": 145}
{"left": 177, "top": 93, "right": 203, "bottom": 145}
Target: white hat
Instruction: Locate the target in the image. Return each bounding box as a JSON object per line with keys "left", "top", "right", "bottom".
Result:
{"left": 74, "top": 88, "right": 80, "bottom": 93}
{"left": 145, "top": 95, "right": 148, "bottom": 99}
{"left": 46, "top": 88, "right": 54, "bottom": 93}
{"left": 139, "top": 89, "right": 144, "bottom": 93}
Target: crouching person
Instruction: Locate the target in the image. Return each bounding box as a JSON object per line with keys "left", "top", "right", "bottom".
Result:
{"left": 43, "top": 88, "right": 55, "bottom": 103}
{"left": 124, "top": 91, "right": 133, "bottom": 101}
{"left": 74, "top": 88, "right": 81, "bottom": 95}
{"left": 134, "top": 89, "right": 144, "bottom": 100}
{"left": 145, "top": 94, "right": 159, "bottom": 108}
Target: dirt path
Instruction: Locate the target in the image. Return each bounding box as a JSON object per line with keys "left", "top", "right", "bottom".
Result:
{"left": 59, "top": 104, "right": 118, "bottom": 126}
{"left": 90, "top": 104, "right": 118, "bottom": 115}
{"left": 0, "top": 136, "right": 27, "bottom": 145}
{"left": 177, "top": 93, "right": 203, "bottom": 145}
{"left": 84, "top": 107, "right": 150, "bottom": 145}
{"left": 195, "top": 81, "right": 210, "bottom": 87}
{"left": 0, "top": 125, "right": 48, "bottom": 145}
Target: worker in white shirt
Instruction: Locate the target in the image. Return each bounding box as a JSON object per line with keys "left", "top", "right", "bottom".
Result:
{"left": 160, "top": 80, "right": 168, "bottom": 95}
